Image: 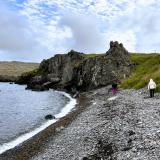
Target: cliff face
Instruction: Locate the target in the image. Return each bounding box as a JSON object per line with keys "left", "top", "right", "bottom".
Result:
{"left": 25, "top": 41, "right": 132, "bottom": 93}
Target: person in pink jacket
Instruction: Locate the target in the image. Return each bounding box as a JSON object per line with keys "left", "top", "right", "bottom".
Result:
{"left": 148, "top": 79, "right": 156, "bottom": 97}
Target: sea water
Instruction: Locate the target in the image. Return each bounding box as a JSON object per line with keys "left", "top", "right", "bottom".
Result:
{"left": 0, "top": 82, "right": 76, "bottom": 152}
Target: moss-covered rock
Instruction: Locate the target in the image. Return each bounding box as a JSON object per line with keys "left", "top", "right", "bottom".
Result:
{"left": 16, "top": 69, "right": 40, "bottom": 84}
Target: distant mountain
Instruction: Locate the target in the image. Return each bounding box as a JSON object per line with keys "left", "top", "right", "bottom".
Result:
{"left": 0, "top": 61, "right": 39, "bottom": 82}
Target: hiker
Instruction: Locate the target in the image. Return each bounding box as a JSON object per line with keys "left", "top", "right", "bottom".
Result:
{"left": 112, "top": 82, "right": 118, "bottom": 95}
{"left": 148, "top": 79, "right": 156, "bottom": 97}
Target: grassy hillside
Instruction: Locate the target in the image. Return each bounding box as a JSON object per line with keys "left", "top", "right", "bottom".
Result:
{"left": 0, "top": 61, "right": 39, "bottom": 81}
{"left": 121, "top": 53, "right": 160, "bottom": 92}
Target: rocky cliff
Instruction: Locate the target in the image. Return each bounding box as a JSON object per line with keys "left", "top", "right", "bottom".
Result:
{"left": 19, "top": 41, "right": 132, "bottom": 93}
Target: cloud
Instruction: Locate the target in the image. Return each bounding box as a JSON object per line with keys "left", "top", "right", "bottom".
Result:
{"left": 1, "top": 0, "right": 160, "bottom": 62}
{"left": 0, "top": 3, "right": 37, "bottom": 52}
{"left": 0, "top": 2, "right": 45, "bottom": 62}
{"left": 0, "top": 1, "right": 72, "bottom": 62}
{"left": 107, "top": 30, "right": 136, "bottom": 51}
{"left": 60, "top": 13, "right": 107, "bottom": 53}
{"left": 19, "top": 0, "right": 160, "bottom": 55}
{"left": 109, "top": 0, "right": 160, "bottom": 52}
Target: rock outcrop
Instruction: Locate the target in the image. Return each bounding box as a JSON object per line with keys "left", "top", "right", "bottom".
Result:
{"left": 45, "top": 114, "right": 55, "bottom": 120}
{"left": 21, "top": 41, "right": 132, "bottom": 93}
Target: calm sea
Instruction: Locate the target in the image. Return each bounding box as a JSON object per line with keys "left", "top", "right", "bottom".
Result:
{"left": 0, "top": 82, "right": 68, "bottom": 145}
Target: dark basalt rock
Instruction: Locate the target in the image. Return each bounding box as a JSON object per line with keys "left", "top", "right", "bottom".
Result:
{"left": 26, "top": 84, "right": 49, "bottom": 91}
{"left": 86, "top": 141, "right": 115, "bottom": 159}
{"left": 82, "top": 157, "right": 88, "bottom": 160}
{"left": 128, "top": 130, "right": 136, "bottom": 136}
{"left": 45, "top": 114, "right": 55, "bottom": 120}
{"left": 21, "top": 41, "right": 132, "bottom": 93}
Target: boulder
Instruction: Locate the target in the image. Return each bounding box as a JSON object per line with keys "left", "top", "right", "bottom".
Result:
{"left": 45, "top": 114, "right": 55, "bottom": 120}
{"left": 26, "top": 84, "right": 49, "bottom": 91}
{"left": 30, "top": 75, "right": 43, "bottom": 85}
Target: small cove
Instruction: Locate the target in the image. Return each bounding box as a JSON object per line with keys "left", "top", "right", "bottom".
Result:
{"left": 0, "top": 82, "right": 76, "bottom": 154}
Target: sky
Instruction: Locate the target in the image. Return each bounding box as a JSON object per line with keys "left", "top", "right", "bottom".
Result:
{"left": 0, "top": 0, "right": 160, "bottom": 62}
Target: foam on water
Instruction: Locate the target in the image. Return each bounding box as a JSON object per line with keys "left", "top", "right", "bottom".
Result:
{"left": 0, "top": 91, "right": 77, "bottom": 155}
{"left": 55, "top": 91, "right": 77, "bottom": 118}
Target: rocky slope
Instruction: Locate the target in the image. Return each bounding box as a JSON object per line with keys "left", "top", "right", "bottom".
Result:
{"left": 19, "top": 41, "right": 132, "bottom": 93}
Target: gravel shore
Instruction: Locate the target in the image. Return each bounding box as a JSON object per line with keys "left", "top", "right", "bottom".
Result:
{"left": 1, "top": 86, "right": 160, "bottom": 159}
{"left": 31, "top": 87, "right": 160, "bottom": 160}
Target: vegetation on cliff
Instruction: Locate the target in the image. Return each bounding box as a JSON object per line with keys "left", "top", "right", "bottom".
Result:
{"left": 121, "top": 53, "right": 160, "bottom": 92}
{"left": 17, "top": 68, "right": 40, "bottom": 84}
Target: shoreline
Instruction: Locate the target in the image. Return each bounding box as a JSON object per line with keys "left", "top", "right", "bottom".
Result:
{"left": 29, "top": 87, "right": 160, "bottom": 160}
{"left": 0, "top": 90, "right": 76, "bottom": 155}
{"left": 12, "top": 87, "right": 160, "bottom": 160}
{"left": 0, "top": 90, "right": 90, "bottom": 160}
{"left": 3, "top": 86, "right": 160, "bottom": 159}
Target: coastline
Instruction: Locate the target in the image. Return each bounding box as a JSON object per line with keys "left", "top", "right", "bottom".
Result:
{"left": 1, "top": 86, "right": 160, "bottom": 159}
{"left": 0, "top": 90, "right": 90, "bottom": 160}
{"left": 29, "top": 87, "right": 160, "bottom": 160}
{"left": 0, "top": 90, "right": 76, "bottom": 155}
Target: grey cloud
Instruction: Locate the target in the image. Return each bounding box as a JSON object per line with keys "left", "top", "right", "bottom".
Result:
{"left": 0, "top": 3, "right": 37, "bottom": 52}
{"left": 60, "top": 13, "right": 107, "bottom": 53}
{"left": 111, "top": 3, "right": 160, "bottom": 52}
{"left": 0, "top": 3, "right": 51, "bottom": 62}
{"left": 133, "top": 6, "right": 160, "bottom": 52}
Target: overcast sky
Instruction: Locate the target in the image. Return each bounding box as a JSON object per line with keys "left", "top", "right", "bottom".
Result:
{"left": 0, "top": 0, "right": 160, "bottom": 62}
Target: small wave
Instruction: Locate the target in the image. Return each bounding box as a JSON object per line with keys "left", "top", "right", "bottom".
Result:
{"left": 0, "top": 91, "right": 77, "bottom": 155}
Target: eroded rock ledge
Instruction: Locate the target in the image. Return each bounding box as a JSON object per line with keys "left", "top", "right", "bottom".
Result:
{"left": 18, "top": 41, "right": 132, "bottom": 93}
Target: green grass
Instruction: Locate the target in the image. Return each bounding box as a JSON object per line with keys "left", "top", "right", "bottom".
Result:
{"left": 121, "top": 53, "right": 160, "bottom": 92}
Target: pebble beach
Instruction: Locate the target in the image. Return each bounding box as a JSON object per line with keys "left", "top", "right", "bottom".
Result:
{"left": 1, "top": 86, "right": 160, "bottom": 159}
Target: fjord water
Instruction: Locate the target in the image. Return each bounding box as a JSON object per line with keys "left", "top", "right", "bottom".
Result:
{"left": 0, "top": 82, "right": 68, "bottom": 145}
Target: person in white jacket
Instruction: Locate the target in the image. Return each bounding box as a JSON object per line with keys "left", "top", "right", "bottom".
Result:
{"left": 148, "top": 79, "right": 156, "bottom": 97}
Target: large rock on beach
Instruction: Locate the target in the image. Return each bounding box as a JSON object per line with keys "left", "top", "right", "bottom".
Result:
{"left": 45, "top": 114, "right": 55, "bottom": 120}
